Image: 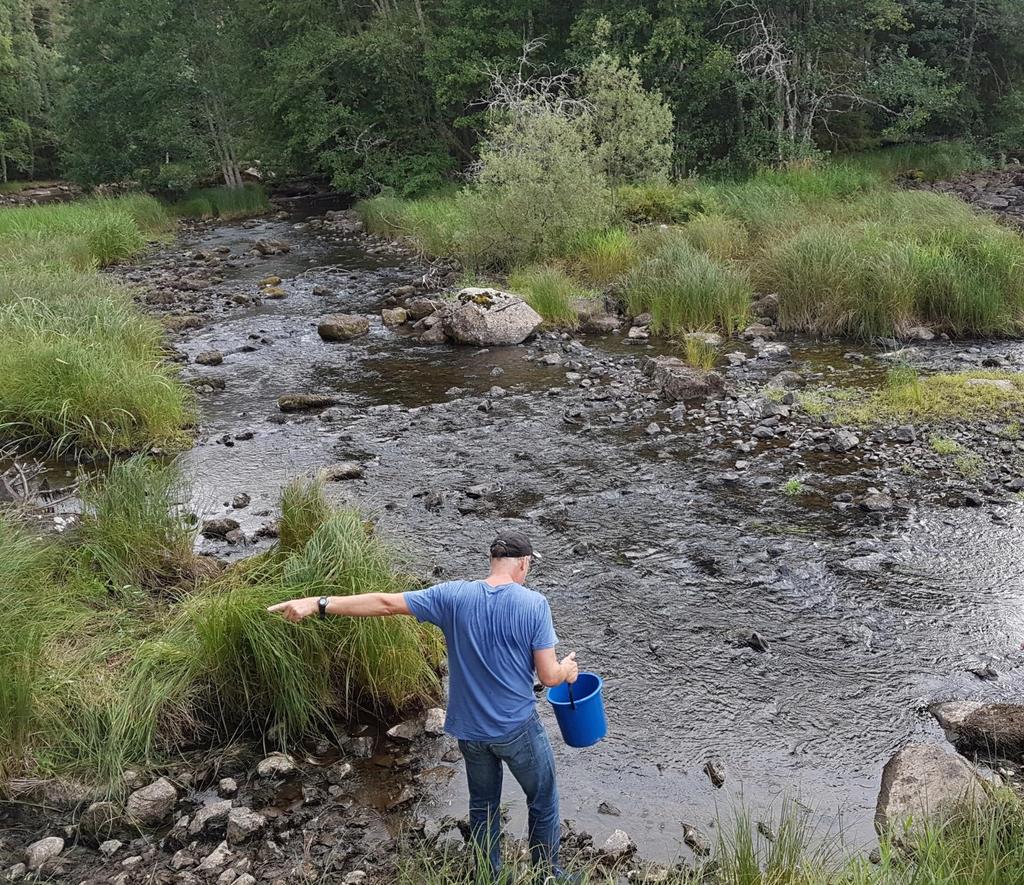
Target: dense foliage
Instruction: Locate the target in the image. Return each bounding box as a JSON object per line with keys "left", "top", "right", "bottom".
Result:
{"left": 1, "top": 0, "right": 1022, "bottom": 191}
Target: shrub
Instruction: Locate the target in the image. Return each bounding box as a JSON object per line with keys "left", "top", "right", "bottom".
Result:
{"left": 508, "top": 265, "right": 594, "bottom": 327}
{"left": 583, "top": 53, "right": 673, "bottom": 184}
{"left": 623, "top": 233, "right": 751, "bottom": 335}
{"left": 568, "top": 228, "right": 640, "bottom": 285}
{"left": 459, "top": 108, "right": 613, "bottom": 269}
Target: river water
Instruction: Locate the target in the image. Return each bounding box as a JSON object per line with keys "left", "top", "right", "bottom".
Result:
{"left": 150, "top": 214, "right": 1024, "bottom": 862}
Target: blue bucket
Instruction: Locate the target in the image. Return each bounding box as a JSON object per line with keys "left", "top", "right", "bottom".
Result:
{"left": 547, "top": 672, "right": 606, "bottom": 748}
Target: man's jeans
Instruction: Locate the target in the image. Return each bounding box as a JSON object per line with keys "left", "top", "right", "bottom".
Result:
{"left": 458, "top": 712, "right": 561, "bottom": 876}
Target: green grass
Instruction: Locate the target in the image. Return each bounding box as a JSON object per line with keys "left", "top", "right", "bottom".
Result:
{"left": 568, "top": 228, "right": 640, "bottom": 286}
{"left": 679, "top": 213, "right": 750, "bottom": 261}
{"left": 0, "top": 472, "right": 443, "bottom": 786}
{"left": 508, "top": 264, "right": 596, "bottom": 327}
{"left": 847, "top": 141, "right": 991, "bottom": 182}
{"left": 171, "top": 185, "right": 270, "bottom": 221}
{"left": 930, "top": 435, "right": 963, "bottom": 455}
{"left": 613, "top": 180, "right": 718, "bottom": 224}
{"left": 0, "top": 195, "right": 192, "bottom": 456}
{"left": 623, "top": 232, "right": 751, "bottom": 335}
{"left": 357, "top": 191, "right": 464, "bottom": 257}
{"left": 781, "top": 478, "right": 805, "bottom": 496}
{"left": 683, "top": 333, "right": 720, "bottom": 370}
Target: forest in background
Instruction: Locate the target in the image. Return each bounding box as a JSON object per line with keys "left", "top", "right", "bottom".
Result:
{"left": 2, "top": 0, "right": 1024, "bottom": 194}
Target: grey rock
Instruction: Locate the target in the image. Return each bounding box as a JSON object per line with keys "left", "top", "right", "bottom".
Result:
{"left": 597, "top": 801, "right": 621, "bottom": 816}
{"left": 278, "top": 393, "right": 341, "bottom": 412}
{"left": 98, "top": 839, "right": 123, "bottom": 858}
{"left": 929, "top": 702, "right": 1024, "bottom": 758}
{"left": 875, "top": 743, "right": 985, "bottom": 833}
{"left": 387, "top": 718, "right": 424, "bottom": 741}
{"left": 226, "top": 807, "right": 267, "bottom": 845}
{"left": 78, "top": 800, "right": 123, "bottom": 843}
{"left": 600, "top": 829, "right": 636, "bottom": 860}
{"left": 202, "top": 517, "right": 240, "bottom": 539}
{"left": 188, "top": 799, "right": 232, "bottom": 836}
{"left": 759, "top": 342, "right": 791, "bottom": 360}
{"left": 642, "top": 356, "right": 725, "bottom": 403}
{"left": 196, "top": 841, "right": 233, "bottom": 873}
{"left": 860, "top": 492, "right": 894, "bottom": 513}
{"left": 217, "top": 777, "right": 238, "bottom": 798}
{"left": 424, "top": 707, "right": 446, "bottom": 735}
{"left": 321, "top": 461, "right": 364, "bottom": 481}
{"left": 894, "top": 425, "right": 916, "bottom": 443}
{"left": 195, "top": 350, "right": 224, "bottom": 366}
{"left": 772, "top": 370, "right": 804, "bottom": 388}
{"left": 829, "top": 430, "right": 860, "bottom": 453}
{"left": 682, "top": 823, "right": 711, "bottom": 857}
{"left": 4, "top": 864, "right": 25, "bottom": 881}
{"left": 318, "top": 314, "right": 370, "bottom": 341}
{"left": 382, "top": 307, "right": 409, "bottom": 326}
{"left": 125, "top": 778, "right": 177, "bottom": 826}
{"left": 703, "top": 758, "right": 726, "bottom": 788}
{"left": 442, "top": 288, "right": 543, "bottom": 346}
{"left": 24, "top": 837, "right": 64, "bottom": 871}
{"left": 256, "top": 752, "right": 297, "bottom": 778}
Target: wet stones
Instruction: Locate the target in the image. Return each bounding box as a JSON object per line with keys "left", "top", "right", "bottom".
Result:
{"left": 642, "top": 356, "right": 725, "bottom": 403}
{"left": 201, "top": 517, "right": 240, "bottom": 539}
{"left": 195, "top": 350, "right": 224, "bottom": 366}
{"left": 253, "top": 238, "right": 290, "bottom": 256}
{"left": 875, "top": 743, "right": 985, "bottom": 834}
{"left": 859, "top": 491, "right": 894, "bottom": 513}
{"left": 894, "top": 425, "right": 917, "bottom": 443}
{"left": 600, "top": 829, "right": 637, "bottom": 862}
{"left": 387, "top": 719, "right": 424, "bottom": 741}
{"left": 703, "top": 758, "right": 726, "bottom": 788}
{"left": 125, "top": 778, "right": 177, "bottom": 826}
{"left": 318, "top": 314, "right": 370, "bottom": 341}
{"left": 321, "top": 461, "right": 364, "bottom": 481}
{"left": 442, "top": 288, "right": 542, "bottom": 346}
{"left": 681, "top": 823, "right": 710, "bottom": 857}
{"left": 930, "top": 701, "right": 1024, "bottom": 758}
{"left": 424, "top": 707, "right": 446, "bottom": 735}
{"left": 381, "top": 307, "right": 409, "bottom": 326}
{"left": 278, "top": 393, "right": 341, "bottom": 412}
{"left": 188, "top": 799, "right": 232, "bottom": 837}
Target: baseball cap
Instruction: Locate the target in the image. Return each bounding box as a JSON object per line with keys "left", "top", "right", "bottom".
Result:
{"left": 489, "top": 530, "right": 541, "bottom": 560}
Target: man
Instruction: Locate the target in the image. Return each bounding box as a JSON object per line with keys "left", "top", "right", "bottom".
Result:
{"left": 268, "top": 530, "right": 579, "bottom": 881}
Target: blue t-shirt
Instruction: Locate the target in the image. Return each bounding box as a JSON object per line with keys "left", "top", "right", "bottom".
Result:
{"left": 404, "top": 580, "right": 559, "bottom": 740}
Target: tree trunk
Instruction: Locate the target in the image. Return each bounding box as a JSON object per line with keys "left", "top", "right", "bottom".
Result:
{"left": 1, "top": 152, "right": 7, "bottom": 184}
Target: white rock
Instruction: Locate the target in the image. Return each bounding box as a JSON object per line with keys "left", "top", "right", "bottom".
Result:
{"left": 125, "top": 778, "right": 177, "bottom": 826}
{"left": 197, "top": 841, "right": 233, "bottom": 873}
{"left": 343, "top": 872, "right": 367, "bottom": 884}
{"left": 24, "top": 836, "right": 64, "bottom": 871}
{"left": 424, "top": 707, "right": 446, "bottom": 735}
{"left": 387, "top": 718, "right": 424, "bottom": 741}
{"left": 442, "top": 288, "right": 543, "bottom": 346}
{"left": 601, "top": 829, "right": 636, "bottom": 860}
{"left": 256, "top": 752, "right": 297, "bottom": 778}
{"left": 98, "top": 839, "right": 123, "bottom": 858}
{"left": 5, "top": 863, "right": 26, "bottom": 881}
{"left": 227, "top": 807, "right": 267, "bottom": 845}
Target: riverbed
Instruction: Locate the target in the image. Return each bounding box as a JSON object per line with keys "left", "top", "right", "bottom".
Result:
{"left": 116, "top": 209, "right": 1024, "bottom": 863}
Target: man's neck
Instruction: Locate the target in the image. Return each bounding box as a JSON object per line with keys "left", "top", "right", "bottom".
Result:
{"left": 484, "top": 572, "right": 518, "bottom": 587}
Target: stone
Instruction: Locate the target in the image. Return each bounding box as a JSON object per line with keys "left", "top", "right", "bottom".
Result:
{"left": 347, "top": 735, "right": 374, "bottom": 758}
{"left": 201, "top": 518, "right": 240, "bottom": 539}
{"left": 905, "top": 326, "right": 935, "bottom": 342}
{"left": 98, "top": 840, "right": 123, "bottom": 858}
{"left": 601, "top": 829, "right": 636, "bottom": 861}
{"left": 626, "top": 325, "right": 650, "bottom": 340}
{"left": 125, "top": 778, "right": 177, "bottom": 826}
{"left": 829, "top": 430, "right": 860, "bottom": 453}
{"left": 234, "top": 876, "right": 256, "bottom": 885}
{"left": 976, "top": 194, "right": 1010, "bottom": 209}
{"left": 752, "top": 293, "right": 780, "bottom": 320}
{"left": 387, "top": 718, "right": 424, "bottom": 741}
{"left": 641, "top": 356, "right": 726, "bottom": 403}
{"left": 929, "top": 702, "right": 1024, "bottom": 758}
{"left": 217, "top": 778, "right": 238, "bottom": 798}
{"left": 256, "top": 752, "right": 297, "bottom": 778}
{"left": 742, "top": 322, "right": 776, "bottom": 341}
{"left": 860, "top": 492, "right": 894, "bottom": 513}
{"left": 278, "top": 393, "right": 341, "bottom": 412}
{"left": 195, "top": 350, "right": 224, "bottom": 366}
{"left": 226, "top": 807, "right": 267, "bottom": 845}
{"left": 382, "top": 307, "right": 409, "bottom": 326}
{"left": 78, "top": 800, "right": 123, "bottom": 843}
{"left": 404, "top": 297, "right": 440, "bottom": 320}
{"left": 231, "top": 493, "right": 250, "bottom": 509}
{"left": 772, "top": 370, "right": 804, "bottom": 388}
{"left": 682, "top": 823, "right": 711, "bottom": 856}
{"left": 875, "top": 742, "right": 985, "bottom": 833}
{"left": 321, "top": 461, "right": 364, "bottom": 481}
{"left": 188, "top": 799, "right": 232, "bottom": 836}
{"left": 759, "top": 342, "right": 791, "bottom": 360}
{"left": 442, "top": 288, "right": 543, "bottom": 346}
{"left": 24, "top": 837, "right": 64, "bottom": 871}
{"left": 419, "top": 324, "right": 447, "bottom": 345}
{"left": 318, "top": 314, "right": 370, "bottom": 341}
{"left": 170, "top": 850, "right": 195, "bottom": 871}
{"left": 5, "top": 864, "right": 25, "bottom": 881}
{"left": 424, "top": 708, "right": 446, "bottom": 735}
{"left": 703, "top": 758, "right": 726, "bottom": 788}
{"left": 894, "top": 425, "right": 916, "bottom": 443}
{"left": 684, "top": 331, "right": 723, "bottom": 348}
{"left": 597, "top": 801, "right": 621, "bottom": 816}
{"left": 196, "top": 842, "right": 233, "bottom": 873}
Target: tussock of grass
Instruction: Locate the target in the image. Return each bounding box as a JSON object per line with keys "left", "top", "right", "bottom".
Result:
{"left": 508, "top": 265, "right": 595, "bottom": 328}
{"left": 172, "top": 185, "right": 270, "bottom": 221}
{"left": 679, "top": 214, "right": 750, "bottom": 261}
{"left": 623, "top": 233, "right": 751, "bottom": 335}
{"left": 569, "top": 228, "right": 640, "bottom": 285}
{"left": 683, "top": 334, "right": 720, "bottom": 370}
{"left": 357, "top": 191, "right": 464, "bottom": 257}
{"left": 0, "top": 473, "right": 442, "bottom": 785}
{"left": 613, "top": 180, "right": 717, "bottom": 224}
{"left": 849, "top": 141, "right": 991, "bottom": 181}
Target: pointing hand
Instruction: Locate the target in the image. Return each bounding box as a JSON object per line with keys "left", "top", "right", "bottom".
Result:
{"left": 267, "top": 597, "right": 318, "bottom": 623}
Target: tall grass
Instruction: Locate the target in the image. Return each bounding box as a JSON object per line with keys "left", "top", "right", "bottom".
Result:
{"left": 357, "top": 191, "right": 464, "bottom": 257}
{"left": 508, "top": 265, "right": 596, "bottom": 327}
{"left": 624, "top": 233, "right": 752, "bottom": 335}
{"left": 172, "top": 184, "right": 270, "bottom": 221}
{"left": 848, "top": 141, "right": 991, "bottom": 181}
{"left": 569, "top": 228, "right": 640, "bottom": 285}
{"left": 0, "top": 474, "right": 443, "bottom": 785}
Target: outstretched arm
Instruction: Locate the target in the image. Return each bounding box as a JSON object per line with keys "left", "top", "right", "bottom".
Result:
{"left": 267, "top": 593, "right": 412, "bottom": 622}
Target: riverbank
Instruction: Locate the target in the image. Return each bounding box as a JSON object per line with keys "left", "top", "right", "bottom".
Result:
{"left": 4, "top": 178, "right": 1024, "bottom": 881}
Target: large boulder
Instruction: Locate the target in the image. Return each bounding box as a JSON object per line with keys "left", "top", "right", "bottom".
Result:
{"left": 931, "top": 701, "right": 1024, "bottom": 759}
{"left": 125, "top": 778, "right": 177, "bottom": 826}
{"left": 641, "top": 356, "right": 725, "bottom": 402}
{"left": 875, "top": 742, "right": 986, "bottom": 834}
{"left": 318, "top": 314, "right": 370, "bottom": 341}
{"left": 442, "top": 288, "right": 542, "bottom": 346}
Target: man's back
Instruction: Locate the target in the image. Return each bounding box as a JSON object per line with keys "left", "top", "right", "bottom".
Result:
{"left": 404, "top": 579, "right": 558, "bottom": 740}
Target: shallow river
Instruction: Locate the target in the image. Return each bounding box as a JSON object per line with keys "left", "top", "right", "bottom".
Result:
{"left": 159, "top": 214, "right": 1024, "bottom": 862}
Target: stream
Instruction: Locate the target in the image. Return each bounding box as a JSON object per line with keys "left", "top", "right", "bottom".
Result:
{"left": 117, "top": 209, "right": 1024, "bottom": 863}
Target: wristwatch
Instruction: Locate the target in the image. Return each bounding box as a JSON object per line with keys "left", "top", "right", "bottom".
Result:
{"left": 318, "top": 596, "right": 329, "bottom": 620}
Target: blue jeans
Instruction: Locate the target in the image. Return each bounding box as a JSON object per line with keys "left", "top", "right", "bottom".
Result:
{"left": 458, "top": 712, "right": 561, "bottom": 877}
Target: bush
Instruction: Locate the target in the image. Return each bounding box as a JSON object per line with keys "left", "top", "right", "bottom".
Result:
{"left": 459, "top": 108, "right": 613, "bottom": 269}
{"left": 508, "top": 265, "right": 595, "bottom": 327}
{"left": 623, "top": 233, "right": 752, "bottom": 334}
{"left": 583, "top": 53, "right": 674, "bottom": 184}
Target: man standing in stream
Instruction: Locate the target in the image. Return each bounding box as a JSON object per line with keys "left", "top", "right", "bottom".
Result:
{"left": 268, "top": 530, "right": 580, "bottom": 882}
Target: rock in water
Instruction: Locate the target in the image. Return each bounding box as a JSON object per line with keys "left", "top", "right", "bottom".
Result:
{"left": 321, "top": 461, "right": 364, "bottom": 481}
{"left": 201, "top": 518, "right": 240, "bottom": 539}
{"left": 600, "top": 829, "right": 636, "bottom": 861}
{"left": 930, "top": 702, "right": 1024, "bottom": 758}
{"left": 641, "top": 356, "right": 725, "bottom": 403}
{"left": 318, "top": 314, "right": 370, "bottom": 341}
{"left": 829, "top": 430, "right": 860, "bottom": 453}
{"left": 277, "top": 393, "right": 341, "bottom": 412}
{"left": 381, "top": 307, "right": 409, "bottom": 326}
{"left": 125, "top": 778, "right": 177, "bottom": 826}
{"left": 703, "top": 758, "right": 726, "bottom": 788}
{"left": 875, "top": 743, "right": 985, "bottom": 834}
{"left": 25, "top": 837, "right": 64, "bottom": 871}
{"left": 442, "top": 288, "right": 542, "bottom": 346}
{"left": 682, "top": 823, "right": 710, "bottom": 856}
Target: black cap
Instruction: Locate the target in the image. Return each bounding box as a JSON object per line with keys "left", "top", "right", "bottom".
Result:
{"left": 489, "top": 530, "right": 539, "bottom": 559}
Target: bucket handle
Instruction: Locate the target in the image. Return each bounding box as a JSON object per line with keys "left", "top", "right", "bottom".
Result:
{"left": 567, "top": 681, "right": 576, "bottom": 710}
